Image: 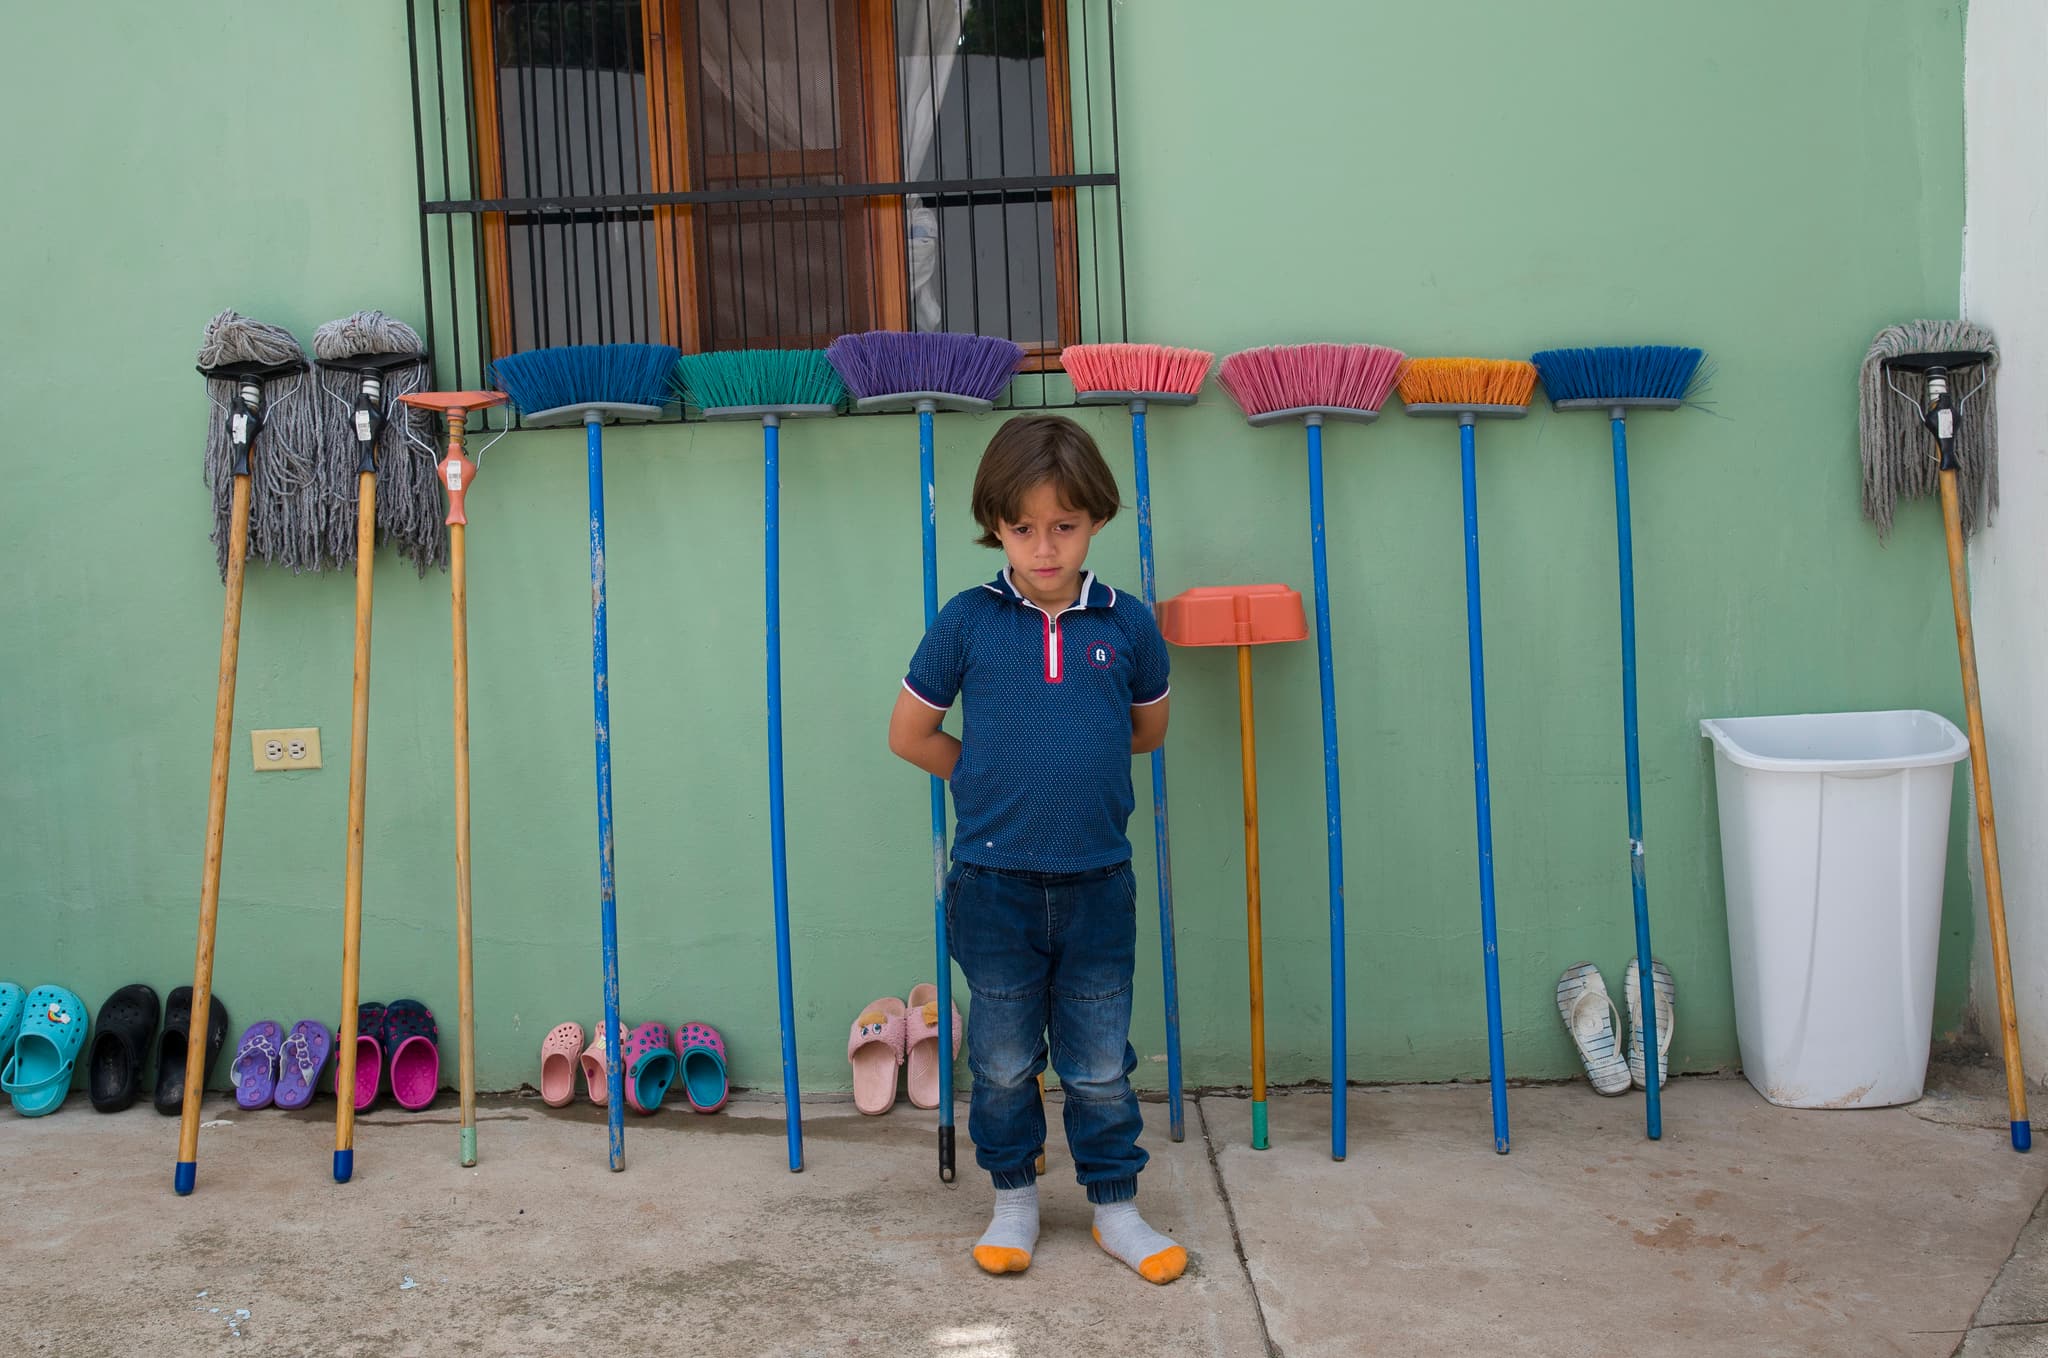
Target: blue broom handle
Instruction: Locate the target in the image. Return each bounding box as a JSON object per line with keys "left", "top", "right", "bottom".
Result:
{"left": 1611, "top": 414, "right": 1660, "bottom": 1141}
{"left": 764, "top": 418, "right": 804, "bottom": 1172}
{"left": 1132, "top": 405, "right": 1185, "bottom": 1144}
{"left": 1460, "top": 419, "right": 1509, "bottom": 1155}
{"left": 587, "top": 416, "right": 626, "bottom": 1171}
{"left": 922, "top": 405, "right": 955, "bottom": 1180}
{"left": 1305, "top": 417, "right": 1347, "bottom": 1161}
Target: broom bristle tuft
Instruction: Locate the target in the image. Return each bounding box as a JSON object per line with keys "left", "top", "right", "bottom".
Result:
{"left": 1396, "top": 357, "right": 1537, "bottom": 409}
{"left": 825, "top": 331, "right": 1025, "bottom": 403}
{"left": 1061, "top": 343, "right": 1214, "bottom": 397}
{"left": 1529, "top": 345, "right": 1705, "bottom": 404}
{"left": 1216, "top": 343, "right": 1407, "bottom": 419}
{"left": 672, "top": 349, "right": 846, "bottom": 412}
{"left": 491, "top": 343, "right": 682, "bottom": 416}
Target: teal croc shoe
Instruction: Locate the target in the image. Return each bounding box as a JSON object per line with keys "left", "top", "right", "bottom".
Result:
{"left": 0, "top": 983, "right": 23, "bottom": 1059}
{"left": 3, "top": 985, "right": 90, "bottom": 1116}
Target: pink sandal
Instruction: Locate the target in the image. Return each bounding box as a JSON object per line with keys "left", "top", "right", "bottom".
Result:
{"left": 847, "top": 997, "right": 906, "bottom": 1115}
{"left": 904, "top": 983, "right": 963, "bottom": 1111}
{"left": 621, "top": 1021, "right": 677, "bottom": 1115}
{"left": 540, "top": 1021, "right": 584, "bottom": 1108}
{"left": 673, "top": 1022, "right": 729, "bottom": 1113}
{"left": 581, "top": 1019, "right": 625, "bottom": 1105}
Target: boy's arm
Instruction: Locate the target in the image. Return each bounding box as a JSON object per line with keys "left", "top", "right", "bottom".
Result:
{"left": 889, "top": 686, "right": 961, "bottom": 780}
{"left": 1131, "top": 694, "right": 1170, "bottom": 754}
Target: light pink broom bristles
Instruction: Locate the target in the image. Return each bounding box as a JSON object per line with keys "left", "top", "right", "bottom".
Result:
{"left": 1217, "top": 343, "right": 1407, "bottom": 419}
{"left": 1062, "top": 343, "right": 1215, "bottom": 399}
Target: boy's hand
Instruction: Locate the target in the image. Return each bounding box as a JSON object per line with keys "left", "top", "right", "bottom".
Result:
{"left": 889, "top": 686, "right": 962, "bottom": 780}
{"left": 1132, "top": 696, "right": 1170, "bottom": 754}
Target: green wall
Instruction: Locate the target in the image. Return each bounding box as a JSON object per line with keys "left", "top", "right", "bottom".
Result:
{"left": 0, "top": 1, "right": 1971, "bottom": 1099}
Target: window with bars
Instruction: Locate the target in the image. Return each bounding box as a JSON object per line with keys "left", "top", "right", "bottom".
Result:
{"left": 409, "top": 0, "right": 1126, "bottom": 404}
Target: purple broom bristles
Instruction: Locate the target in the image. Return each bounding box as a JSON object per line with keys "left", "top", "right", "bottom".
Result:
{"left": 826, "top": 331, "right": 1026, "bottom": 404}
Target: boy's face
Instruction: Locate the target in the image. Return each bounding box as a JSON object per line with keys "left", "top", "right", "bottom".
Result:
{"left": 996, "top": 480, "right": 1104, "bottom": 611}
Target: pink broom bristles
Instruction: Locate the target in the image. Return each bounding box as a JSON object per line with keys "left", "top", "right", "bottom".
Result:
{"left": 1061, "top": 343, "right": 1215, "bottom": 397}
{"left": 1217, "top": 343, "right": 1407, "bottom": 419}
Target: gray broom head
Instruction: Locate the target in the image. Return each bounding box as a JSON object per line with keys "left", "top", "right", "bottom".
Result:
{"left": 313, "top": 311, "right": 443, "bottom": 576}
{"left": 1858, "top": 320, "right": 1999, "bottom": 540}
{"left": 198, "top": 310, "right": 318, "bottom": 581}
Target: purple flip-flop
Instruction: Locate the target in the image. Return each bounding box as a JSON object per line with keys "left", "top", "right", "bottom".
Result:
{"left": 274, "top": 1019, "right": 333, "bottom": 1111}
{"left": 230, "top": 1020, "right": 284, "bottom": 1111}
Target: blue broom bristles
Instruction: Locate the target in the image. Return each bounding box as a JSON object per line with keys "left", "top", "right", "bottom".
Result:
{"left": 825, "top": 330, "right": 1026, "bottom": 404}
{"left": 1530, "top": 345, "right": 1707, "bottom": 404}
{"left": 672, "top": 349, "right": 846, "bottom": 413}
{"left": 490, "top": 342, "right": 682, "bottom": 418}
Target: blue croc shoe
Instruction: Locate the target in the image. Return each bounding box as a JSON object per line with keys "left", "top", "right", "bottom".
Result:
{"left": 3, "top": 985, "right": 90, "bottom": 1116}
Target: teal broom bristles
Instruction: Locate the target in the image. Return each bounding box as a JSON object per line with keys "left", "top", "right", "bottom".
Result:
{"left": 673, "top": 349, "right": 846, "bottom": 413}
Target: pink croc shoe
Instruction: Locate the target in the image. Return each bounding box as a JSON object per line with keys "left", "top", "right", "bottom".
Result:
{"left": 539, "top": 1021, "right": 585, "bottom": 1108}
{"left": 847, "top": 996, "right": 906, "bottom": 1115}
{"left": 581, "top": 1019, "right": 625, "bottom": 1106}
{"left": 904, "top": 983, "right": 963, "bottom": 1111}
{"left": 673, "top": 1022, "right": 729, "bottom": 1113}
{"left": 620, "top": 1021, "right": 677, "bottom": 1114}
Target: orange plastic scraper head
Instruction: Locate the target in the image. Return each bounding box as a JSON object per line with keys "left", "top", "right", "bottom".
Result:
{"left": 1157, "top": 585, "right": 1307, "bottom": 648}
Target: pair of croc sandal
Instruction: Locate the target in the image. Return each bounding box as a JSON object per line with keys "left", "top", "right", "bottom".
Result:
{"left": 230, "top": 1019, "right": 334, "bottom": 1111}
{"left": 848, "top": 983, "right": 964, "bottom": 1116}
{"left": 2, "top": 984, "right": 91, "bottom": 1116}
{"left": 539, "top": 1018, "right": 728, "bottom": 1115}
{"left": 1557, "top": 958, "right": 1676, "bottom": 1096}
{"left": 94, "top": 984, "right": 231, "bottom": 1116}
{"left": 334, "top": 1000, "right": 441, "bottom": 1112}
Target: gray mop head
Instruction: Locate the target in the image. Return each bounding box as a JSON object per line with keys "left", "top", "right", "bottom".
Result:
{"left": 1858, "top": 320, "right": 1999, "bottom": 540}
{"left": 313, "top": 311, "right": 444, "bottom": 576}
{"left": 198, "top": 310, "right": 318, "bottom": 581}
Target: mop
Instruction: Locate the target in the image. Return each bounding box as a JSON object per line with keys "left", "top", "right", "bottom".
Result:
{"left": 1062, "top": 341, "right": 1214, "bottom": 1144}
{"left": 399, "top": 386, "right": 510, "bottom": 1167}
{"left": 673, "top": 348, "right": 849, "bottom": 1173}
{"left": 1398, "top": 357, "right": 1538, "bottom": 1155}
{"left": 1219, "top": 342, "right": 1406, "bottom": 1162}
{"left": 826, "top": 330, "right": 1025, "bottom": 1183}
{"left": 177, "top": 312, "right": 309, "bottom": 1195}
{"left": 492, "top": 342, "right": 681, "bottom": 1172}
{"left": 1859, "top": 321, "right": 2029, "bottom": 1152}
{"left": 1530, "top": 344, "right": 1706, "bottom": 1142}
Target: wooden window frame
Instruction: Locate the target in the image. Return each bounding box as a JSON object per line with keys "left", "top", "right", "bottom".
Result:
{"left": 466, "top": 0, "right": 1079, "bottom": 367}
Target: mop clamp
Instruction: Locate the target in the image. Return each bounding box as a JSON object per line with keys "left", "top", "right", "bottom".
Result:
{"left": 401, "top": 390, "right": 508, "bottom": 527}
{"left": 199, "top": 358, "right": 307, "bottom": 474}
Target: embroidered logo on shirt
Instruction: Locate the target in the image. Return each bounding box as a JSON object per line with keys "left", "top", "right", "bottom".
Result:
{"left": 1087, "top": 643, "right": 1117, "bottom": 669}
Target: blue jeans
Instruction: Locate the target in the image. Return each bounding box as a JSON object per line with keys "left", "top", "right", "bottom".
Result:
{"left": 945, "top": 859, "right": 1148, "bottom": 1204}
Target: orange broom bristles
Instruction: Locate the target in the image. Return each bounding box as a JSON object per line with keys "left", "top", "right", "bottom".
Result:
{"left": 1396, "top": 357, "right": 1538, "bottom": 409}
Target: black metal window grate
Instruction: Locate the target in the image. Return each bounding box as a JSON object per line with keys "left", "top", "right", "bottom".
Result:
{"left": 406, "top": 0, "right": 1127, "bottom": 417}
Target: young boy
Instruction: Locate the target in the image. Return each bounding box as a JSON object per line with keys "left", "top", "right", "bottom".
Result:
{"left": 887, "top": 414, "right": 1183, "bottom": 1285}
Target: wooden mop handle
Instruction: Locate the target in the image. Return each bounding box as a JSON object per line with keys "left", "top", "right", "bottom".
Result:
{"left": 1939, "top": 467, "right": 2031, "bottom": 1145}
{"left": 333, "top": 468, "right": 377, "bottom": 1182}
{"left": 1238, "top": 644, "right": 1269, "bottom": 1150}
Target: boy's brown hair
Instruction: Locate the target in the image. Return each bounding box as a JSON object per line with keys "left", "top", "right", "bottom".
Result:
{"left": 970, "top": 414, "right": 1122, "bottom": 548}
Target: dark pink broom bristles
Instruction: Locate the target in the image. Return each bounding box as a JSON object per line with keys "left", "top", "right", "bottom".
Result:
{"left": 1217, "top": 343, "right": 1407, "bottom": 419}
{"left": 1061, "top": 343, "right": 1214, "bottom": 398}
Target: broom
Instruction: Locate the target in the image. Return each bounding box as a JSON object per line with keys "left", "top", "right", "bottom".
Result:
{"left": 399, "top": 387, "right": 509, "bottom": 1167}
{"left": 1398, "top": 357, "right": 1538, "bottom": 1156}
{"left": 178, "top": 313, "right": 309, "bottom": 1196}
{"left": 1218, "top": 342, "right": 1406, "bottom": 1163}
{"left": 826, "top": 330, "right": 1025, "bottom": 1183}
{"left": 310, "top": 312, "right": 433, "bottom": 1183}
{"left": 1530, "top": 344, "right": 1706, "bottom": 1143}
{"left": 492, "top": 342, "right": 680, "bottom": 1172}
{"left": 673, "top": 349, "right": 848, "bottom": 1174}
{"left": 1859, "top": 321, "right": 2028, "bottom": 1153}
{"left": 1062, "top": 341, "right": 1215, "bottom": 1144}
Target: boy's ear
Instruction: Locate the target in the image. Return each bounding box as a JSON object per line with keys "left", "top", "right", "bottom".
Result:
{"left": 1088, "top": 517, "right": 1107, "bottom": 537}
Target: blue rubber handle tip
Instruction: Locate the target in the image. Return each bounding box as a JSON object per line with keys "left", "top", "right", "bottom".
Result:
{"left": 1495, "top": 1137, "right": 1510, "bottom": 1156}
{"left": 2013, "top": 1121, "right": 2033, "bottom": 1152}
{"left": 174, "top": 1162, "right": 196, "bottom": 1196}
{"left": 334, "top": 1149, "right": 354, "bottom": 1183}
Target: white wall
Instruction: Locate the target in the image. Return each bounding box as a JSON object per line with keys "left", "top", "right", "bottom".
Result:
{"left": 1962, "top": 0, "right": 2048, "bottom": 1082}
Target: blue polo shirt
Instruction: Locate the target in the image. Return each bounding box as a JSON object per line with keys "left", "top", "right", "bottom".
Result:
{"left": 905, "top": 569, "right": 1170, "bottom": 873}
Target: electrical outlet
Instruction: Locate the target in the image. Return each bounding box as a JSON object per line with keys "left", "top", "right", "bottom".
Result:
{"left": 252, "top": 727, "right": 322, "bottom": 771}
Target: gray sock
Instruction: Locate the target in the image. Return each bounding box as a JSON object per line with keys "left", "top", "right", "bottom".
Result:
{"left": 972, "top": 1185, "right": 1039, "bottom": 1274}
{"left": 1092, "top": 1200, "right": 1186, "bottom": 1284}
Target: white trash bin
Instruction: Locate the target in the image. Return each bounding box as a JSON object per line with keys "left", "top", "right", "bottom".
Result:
{"left": 1699, "top": 710, "right": 1969, "bottom": 1109}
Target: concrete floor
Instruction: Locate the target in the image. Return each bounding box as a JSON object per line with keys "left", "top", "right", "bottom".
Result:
{"left": 2, "top": 1063, "right": 2044, "bottom": 1357}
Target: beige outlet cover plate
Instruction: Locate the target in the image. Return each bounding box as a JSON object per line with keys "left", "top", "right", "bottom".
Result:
{"left": 251, "top": 727, "right": 322, "bottom": 771}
